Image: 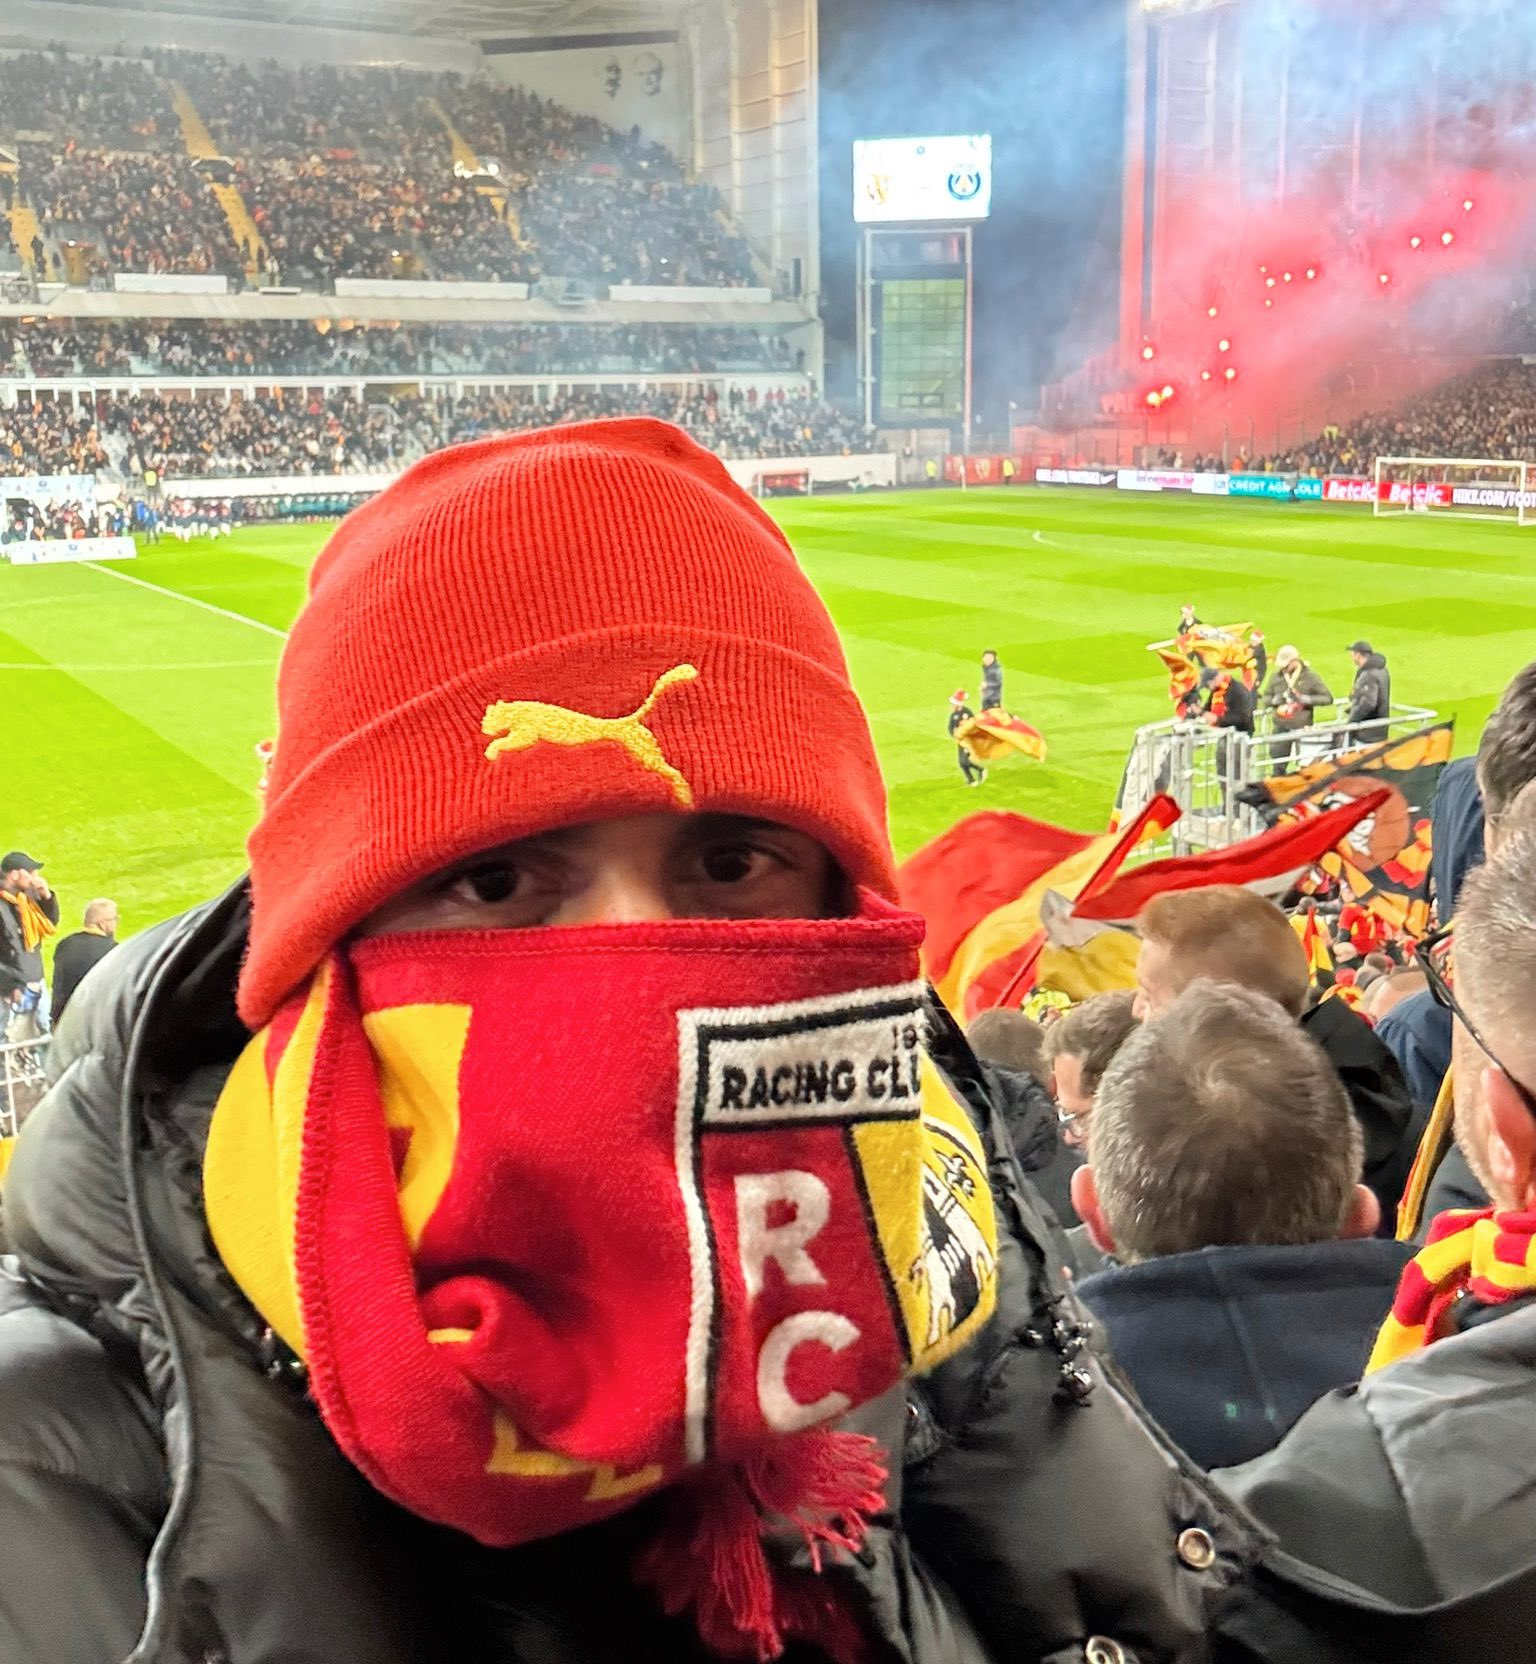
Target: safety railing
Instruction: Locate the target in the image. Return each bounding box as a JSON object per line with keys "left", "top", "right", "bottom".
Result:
{"left": 1118, "top": 703, "right": 1441, "bottom": 858}
{"left": 0, "top": 1036, "right": 50, "bottom": 1140}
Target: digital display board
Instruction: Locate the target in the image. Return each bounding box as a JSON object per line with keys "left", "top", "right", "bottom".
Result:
{"left": 853, "top": 135, "right": 993, "bottom": 224}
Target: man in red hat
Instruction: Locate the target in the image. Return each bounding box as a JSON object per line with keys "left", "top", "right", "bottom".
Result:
{"left": 948, "top": 689, "right": 986, "bottom": 786}
{"left": 0, "top": 420, "right": 1246, "bottom": 1663}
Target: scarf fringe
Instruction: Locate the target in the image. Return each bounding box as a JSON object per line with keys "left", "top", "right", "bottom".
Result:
{"left": 633, "top": 1429, "right": 888, "bottom": 1661}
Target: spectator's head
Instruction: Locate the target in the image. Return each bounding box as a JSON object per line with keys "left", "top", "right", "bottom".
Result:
{"left": 1070, "top": 981, "right": 1377, "bottom": 1262}
{"left": 84, "top": 897, "right": 118, "bottom": 937}
{"left": 981, "top": 650, "right": 997, "bottom": 668}
{"left": 950, "top": 688, "right": 968, "bottom": 708}
{"left": 1447, "top": 784, "right": 1536, "bottom": 1213}
{"left": 1349, "top": 640, "right": 1373, "bottom": 668}
{"left": 1041, "top": 990, "right": 1138, "bottom": 1148}
{"left": 241, "top": 417, "right": 896, "bottom": 1021}
{"left": 1363, "top": 968, "right": 1426, "bottom": 1023}
{"left": 0, "top": 851, "right": 41, "bottom": 895}
{"left": 967, "top": 1006, "right": 1047, "bottom": 1088}
{"left": 1134, "top": 886, "right": 1309, "bottom": 1022}
{"left": 1274, "top": 644, "right": 1301, "bottom": 672}
{"left": 1478, "top": 660, "right": 1536, "bottom": 849}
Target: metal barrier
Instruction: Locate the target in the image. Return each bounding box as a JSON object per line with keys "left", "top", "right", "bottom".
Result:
{"left": 1119, "top": 704, "right": 1441, "bottom": 858}
{"left": 0, "top": 1036, "right": 50, "bottom": 1140}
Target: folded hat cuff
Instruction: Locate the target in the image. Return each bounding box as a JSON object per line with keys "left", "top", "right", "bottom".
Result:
{"left": 240, "top": 624, "right": 895, "bottom": 1027}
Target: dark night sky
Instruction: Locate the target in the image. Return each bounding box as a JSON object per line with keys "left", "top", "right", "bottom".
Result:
{"left": 816, "top": 0, "right": 1127, "bottom": 426}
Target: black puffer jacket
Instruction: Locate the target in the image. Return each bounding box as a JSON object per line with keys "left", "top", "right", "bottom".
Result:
{"left": 0, "top": 886, "right": 1258, "bottom": 1664}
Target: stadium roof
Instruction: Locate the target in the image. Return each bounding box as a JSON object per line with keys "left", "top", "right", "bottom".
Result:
{"left": 60, "top": 0, "right": 682, "bottom": 41}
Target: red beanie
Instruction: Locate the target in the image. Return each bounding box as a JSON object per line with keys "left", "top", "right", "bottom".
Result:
{"left": 240, "top": 419, "right": 895, "bottom": 1027}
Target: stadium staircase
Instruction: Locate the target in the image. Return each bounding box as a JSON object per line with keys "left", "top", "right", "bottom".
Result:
{"left": 5, "top": 194, "right": 44, "bottom": 276}
{"left": 167, "top": 81, "right": 266, "bottom": 278}
{"left": 427, "top": 98, "right": 524, "bottom": 247}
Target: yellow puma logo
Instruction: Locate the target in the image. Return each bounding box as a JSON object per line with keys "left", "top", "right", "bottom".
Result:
{"left": 481, "top": 665, "right": 699, "bottom": 807}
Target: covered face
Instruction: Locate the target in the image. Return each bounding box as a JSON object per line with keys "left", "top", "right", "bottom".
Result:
{"left": 215, "top": 419, "right": 999, "bottom": 1662}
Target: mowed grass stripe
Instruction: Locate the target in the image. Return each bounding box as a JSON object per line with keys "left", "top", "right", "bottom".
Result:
{"left": 6, "top": 485, "right": 1536, "bottom": 939}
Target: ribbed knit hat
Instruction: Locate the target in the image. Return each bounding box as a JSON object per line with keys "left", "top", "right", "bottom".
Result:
{"left": 240, "top": 418, "right": 895, "bottom": 1027}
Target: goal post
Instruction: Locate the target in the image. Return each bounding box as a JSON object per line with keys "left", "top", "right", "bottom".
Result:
{"left": 1373, "top": 456, "right": 1536, "bottom": 525}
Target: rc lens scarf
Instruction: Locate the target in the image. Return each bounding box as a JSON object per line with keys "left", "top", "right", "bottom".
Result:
{"left": 204, "top": 896, "right": 999, "bottom": 1660}
{"left": 1368, "top": 1203, "right": 1536, "bottom": 1373}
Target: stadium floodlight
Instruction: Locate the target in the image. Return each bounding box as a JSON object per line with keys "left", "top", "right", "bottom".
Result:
{"left": 1373, "top": 457, "right": 1536, "bottom": 527}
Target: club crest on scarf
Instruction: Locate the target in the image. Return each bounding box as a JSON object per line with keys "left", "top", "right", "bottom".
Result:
{"left": 204, "top": 903, "right": 999, "bottom": 1580}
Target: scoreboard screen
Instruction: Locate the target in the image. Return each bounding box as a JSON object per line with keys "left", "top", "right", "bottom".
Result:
{"left": 853, "top": 135, "right": 993, "bottom": 225}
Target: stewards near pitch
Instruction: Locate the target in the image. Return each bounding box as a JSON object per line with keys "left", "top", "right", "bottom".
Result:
{"left": 980, "top": 649, "right": 1004, "bottom": 713}
{"left": 0, "top": 851, "right": 59, "bottom": 1039}
{"left": 0, "top": 420, "right": 1250, "bottom": 1664}
{"left": 49, "top": 898, "right": 119, "bottom": 1030}
{"left": 1346, "top": 640, "right": 1392, "bottom": 743}
{"left": 1264, "top": 646, "right": 1334, "bottom": 765}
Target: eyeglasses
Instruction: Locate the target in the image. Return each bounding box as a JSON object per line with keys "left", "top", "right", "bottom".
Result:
{"left": 1420, "top": 927, "right": 1536, "bottom": 1120}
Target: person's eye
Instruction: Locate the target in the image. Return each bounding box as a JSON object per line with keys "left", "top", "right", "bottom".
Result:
{"left": 697, "top": 842, "right": 780, "bottom": 886}
{"left": 446, "top": 864, "right": 522, "bottom": 905}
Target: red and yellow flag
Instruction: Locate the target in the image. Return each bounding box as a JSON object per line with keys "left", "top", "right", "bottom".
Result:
{"left": 954, "top": 710, "right": 1048, "bottom": 765}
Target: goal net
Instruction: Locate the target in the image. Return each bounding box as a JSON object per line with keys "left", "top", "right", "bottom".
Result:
{"left": 1373, "top": 456, "right": 1536, "bottom": 525}
{"left": 752, "top": 468, "right": 812, "bottom": 500}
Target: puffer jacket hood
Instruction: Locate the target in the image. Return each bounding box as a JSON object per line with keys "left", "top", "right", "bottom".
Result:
{"left": 0, "top": 886, "right": 1260, "bottom": 1664}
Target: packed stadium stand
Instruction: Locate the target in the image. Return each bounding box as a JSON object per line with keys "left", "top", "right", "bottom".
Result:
{"left": 0, "top": 46, "right": 757, "bottom": 288}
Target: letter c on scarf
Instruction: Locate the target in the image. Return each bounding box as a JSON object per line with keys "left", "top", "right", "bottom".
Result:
{"left": 757, "top": 1312, "right": 859, "bottom": 1433}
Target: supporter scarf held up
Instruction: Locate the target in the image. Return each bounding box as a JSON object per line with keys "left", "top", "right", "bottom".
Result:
{"left": 204, "top": 897, "right": 999, "bottom": 1661}
{"left": 1368, "top": 1203, "right": 1536, "bottom": 1372}
{"left": 0, "top": 890, "right": 54, "bottom": 955}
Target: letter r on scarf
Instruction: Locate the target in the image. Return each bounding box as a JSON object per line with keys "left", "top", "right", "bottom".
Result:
{"left": 735, "top": 1171, "right": 830, "bottom": 1300}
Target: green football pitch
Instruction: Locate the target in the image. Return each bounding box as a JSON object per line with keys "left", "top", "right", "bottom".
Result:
{"left": 7, "top": 486, "right": 1535, "bottom": 941}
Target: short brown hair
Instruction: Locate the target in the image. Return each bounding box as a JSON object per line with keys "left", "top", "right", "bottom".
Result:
{"left": 1139, "top": 886, "right": 1309, "bottom": 1017}
{"left": 1042, "top": 990, "right": 1138, "bottom": 1093}
{"left": 1089, "top": 980, "right": 1361, "bottom": 1260}
{"left": 1455, "top": 782, "right": 1536, "bottom": 1080}
{"left": 1478, "top": 661, "right": 1536, "bottom": 841}
{"left": 966, "top": 1007, "right": 1047, "bottom": 1083}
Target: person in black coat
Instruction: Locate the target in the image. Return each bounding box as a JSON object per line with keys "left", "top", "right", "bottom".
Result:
{"left": 1074, "top": 983, "right": 1411, "bottom": 1469}
{"left": 948, "top": 689, "right": 985, "bottom": 785}
{"left": 1136, "top": 886, "right": 1418, "bottom": 1229}
{"left": 980, "top": 650, "right": 1004, "bottom": 713}
{"left": 0, "top": 425, "right": 1253, "bottom": 1664}
{"left": 1212, "top": 790, "right": 1536, "bottom": 1664}
{"left": 48, "top": 897, "right": 118, "bottom": 1030}
{"left": 1344, "top": 642, "right": 1391, "bottom": 743}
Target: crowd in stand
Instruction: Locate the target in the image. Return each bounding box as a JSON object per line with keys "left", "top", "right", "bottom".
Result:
{"left": 0, "top": 46, "right": 757, "bottom": 288}
{"left": 0, "top": 320, "right": 798, "bottom": 379}
{"left": 0, "top": 384, "right": 870, "bottom": 481}
{"left": 1230, "top": 360, "right": 1536, "bottom": 477}
{"left": 20, "top": 149, "right": 241, "bottom": 279}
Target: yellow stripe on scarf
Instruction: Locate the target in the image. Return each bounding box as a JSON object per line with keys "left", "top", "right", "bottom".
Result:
{"left": 1395, "top": 1067, "right": 1456, "bottom": 1242}
{"left": 204, "top": 961, "right": 334, "bottom": 1359}
{"left": 1, "top": 892, "right": 55, "bottom": 954}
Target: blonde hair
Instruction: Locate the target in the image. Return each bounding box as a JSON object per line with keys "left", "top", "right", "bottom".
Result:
{"left": 1139, "top": 886, "right": 1309, "bottom": 1017}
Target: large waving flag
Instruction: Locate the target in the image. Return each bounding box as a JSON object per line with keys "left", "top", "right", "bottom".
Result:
{"left": 1151, "top": 622, "right": 1260, "bottom": 707}
{"left": 954, "top": 709, "right": 1048, "bottom": 765}
{"left": 1068, "top": 789, "right": 1388, "bottom": 926}
{"left": 902, "top": 790, "right": 1386, "bottom": 1021}
{"left": 899, "top": 797, "right": 1180, "bottom": 1021}
{"left": 1237, "top": 723, "right": 1454, "bottom": 937}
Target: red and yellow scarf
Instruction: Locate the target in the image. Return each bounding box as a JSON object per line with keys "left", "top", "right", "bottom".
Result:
{"left": 1369, "top": 1203, "right": 1536, "bottom": 1373}
{"left": 0, "top": 890, "right": 54, "bottom": 954}
{"left": 205, "top": 899, "right": 999, "bottom": 1660}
